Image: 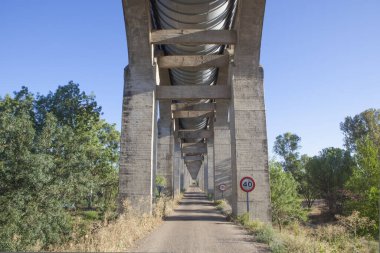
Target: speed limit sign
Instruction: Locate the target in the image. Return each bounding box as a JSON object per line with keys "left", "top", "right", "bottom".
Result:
{"left": 240, "top": 176, "right": 256, "bottom": 212}
{"left": 240, "top": 176, "right": 255, "bottom": 192}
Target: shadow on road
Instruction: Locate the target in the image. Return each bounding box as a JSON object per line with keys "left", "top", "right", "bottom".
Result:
{"left": 164, "top": 189, "right": 226, "bottom": 222}
{"left": 165, "top": 215, "right": 226, "bottom": 222}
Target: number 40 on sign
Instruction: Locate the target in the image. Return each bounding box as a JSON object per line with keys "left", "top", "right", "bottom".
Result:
{"left": 240, "top": 176, "right": 256, "bottom": 212}
{"left": 240, "top": 176, "right": 255, "bottom": 192}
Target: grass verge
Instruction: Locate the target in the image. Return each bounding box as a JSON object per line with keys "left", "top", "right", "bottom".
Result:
{"left": 215, "top": 199, "right": 379, "bottom": 253}
{"left": 52, "top": 194, "right": 182, "bottom": 252}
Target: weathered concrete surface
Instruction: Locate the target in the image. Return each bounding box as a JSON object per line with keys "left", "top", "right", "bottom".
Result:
{"left": 172, "top": 139, "right": 181, "bottom": 196}
{"left": 157, "top": 102, "right": 173, "bottom": 193}
{"left": 207, "top": 138, "right": 215, "bottom": 196}
{"left": 183, "top": 162, "right": 191, "bottom": 190}
{"left": 186, "top": 160, "right": 202, "bottom": 180}
{"left": 157, "top": 55, "right": 174, "bottom": 194}
{"left": 150, "top": 29, "right": 237, "bottom": 45}
{"left": 129, "top": 188, "right": 269, "bottom": 253}
{"left": 203, "top": 151, "right": 209, "bottom": 194}
{"left": 198, "top": 162, "right": 205, "bottom": 192}
{"left": 213, "top": 101, "right": 232, "bottom": 202}
{"left": 156, "top": 85, "right": 231, "bottom": 100}
{"left": 178, "top": 129, "right": 213, "bottom": 139}
{"left": 157, "top": 54, "right": 229, "bottom": 69}
{"left": 229, "top": 0, "right": 272, "bottom": 222}
{"left": 118, "top": 0, "right": 155, "bottom": 213}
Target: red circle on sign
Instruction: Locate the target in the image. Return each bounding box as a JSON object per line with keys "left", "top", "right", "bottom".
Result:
{"left": 240, "top": 176, "right": 256, "bottom": 192}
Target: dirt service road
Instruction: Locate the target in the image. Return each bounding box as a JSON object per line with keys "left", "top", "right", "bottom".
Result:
{"left": 130, "top": 187, "right": 269, "bottom": 253}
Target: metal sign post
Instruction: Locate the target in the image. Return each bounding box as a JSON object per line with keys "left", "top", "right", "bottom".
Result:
{"left": 218, "top": 184, "right": 226, "bottom": 199}
{"left": 239, "top": 176, "right": 256, "bottom": 213}
{"left": 246, "top": 192, "right": 249, "bottom": 212}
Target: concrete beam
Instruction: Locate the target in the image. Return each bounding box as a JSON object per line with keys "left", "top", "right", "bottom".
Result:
{"left": 182, "top": 142, "right": 206, "bottom": 148}
{"left": 182, "top": 143, "right": 207, "bottom": 154}
{"left": 156, "top": 85, "right": 231, "bottom": 100}
{"left": 184, "top": 156, "right": 203, "bottom": 161}
{"left": 150, "top": 29, "right": 237, "bottom": 45}
{"left": 178, "top": 129, "right": 213, "bottom": 139}
{"left": 171, "top": 103, "right": 215, "bottom": 112}
{"left": 172, "top": 110, "right": 212, "bottom": 119}
{"left": 157, "top": 54, "right": 229, "bottom": 69}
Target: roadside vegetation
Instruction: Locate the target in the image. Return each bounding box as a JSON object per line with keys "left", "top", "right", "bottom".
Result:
{"left": 52, "top": 195, "right": 181, "bottom": 252}
{"left": 0, "top": 83, "right": 120, "bottom": 251}
{"left": 216, "top": 108, "right": 379, "bottom": 253}
{"left": 0, "top": 83, "right": 182, "bottom": 251}
{"left": 235, "top": 212, "right": 378, "bottom": 253}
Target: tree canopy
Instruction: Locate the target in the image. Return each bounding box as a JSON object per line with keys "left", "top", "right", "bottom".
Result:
{"left": 0, "top": 83, "right": 120, "bottom": 251}
{"left": 340, "top": 108, "right": 380, "bottom": 153}
{"left": 306, "top": 147, "right": 353, "bottom": 215}
{"left": 273, "top": 132, "right": 302, "bottom": 176}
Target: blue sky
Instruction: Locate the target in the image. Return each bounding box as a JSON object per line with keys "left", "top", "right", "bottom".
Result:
{"left": 1, "top": 1, "right": 379, "bottom": 156}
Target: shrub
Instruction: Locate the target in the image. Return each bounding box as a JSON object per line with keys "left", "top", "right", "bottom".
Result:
{"left": 255, "top": 224, "right": 275, "bottom": 244}
{"left": 214, "top": 199, "right": 232, "bottom": 216}
{"left": 336, "top": 211, "right": 376, "bottom": 238}
{"left": 81, "top": 211, "right": 100, "bottom": 221}
{"left": 270, "top": 161, "right": 307, "bottom": 230}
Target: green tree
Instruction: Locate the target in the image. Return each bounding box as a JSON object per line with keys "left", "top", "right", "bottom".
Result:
{"left": 345, "top": 137, "right": 379, "bottom": 236}
{"left": 0, "top": 84, "right": 120, "bottom": 250}
{"left": 0, "top": 99, "right": 71, "bottom": 251}
{"left": 306, "top": 148, "right": 353, "bottom": 215}
{"left": 35, "top": 81, "right": 101, "bottom": 130}
{"left": 34, "top": 83, "right": 119, "bottom": 210}
{"left": 297, "top": 154, "right": 318, "bottom": 208}
{"left": 273, "top": 132, "right": 302, "bottom": 177}
{"left": 340, "top": 109, "right": 379, "bottom": 237}
{"left": 273, "top": 133, "right": 317, "bottom": 208}
{"left": 340, "top": 108, "right": 380, "bottom": 153}
{"left": 269, "top": 161, "right": 306, "bottom": 231}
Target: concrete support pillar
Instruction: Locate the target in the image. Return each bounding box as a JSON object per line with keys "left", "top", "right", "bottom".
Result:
{"left": 119, "top": 0, "right": 155, "bottom": 214}
{"left": 155, "top": 47, "right": 173, "bottom": 195}
{"left": 152, "top": 113, "right": 158, "bottom": 198}
{"left": 157, "top": 101, "right": 173, "bottom": 194}
{"left": 184, "top": 164, "right": 191, "bottom": 190}
{"left": 213, "top": 101, "right": 232, "bottom": 202}
{"left": 203, "top": 152, "right": 209, "bottom": 195}
{"left": 119, "top": 65, "right": 157, "bottom": 213}
{"left": 180, "top": 159, "right": 185, "bottom": 191}
{"left": 199, "top": 162, "right": 204, "bottom": 191}
{"left": 207, "top": 138, "right": 215, "bottom": 197}
{"left": 229, "top": 0, "right": 271, "bottom": 222}
{"left": 172, "top": 139, "right": 181, "bottom": 196}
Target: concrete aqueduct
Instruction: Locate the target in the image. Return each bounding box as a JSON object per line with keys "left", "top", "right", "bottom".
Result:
{"left": 119, "top": 0, "right": 271, "bottom": 221}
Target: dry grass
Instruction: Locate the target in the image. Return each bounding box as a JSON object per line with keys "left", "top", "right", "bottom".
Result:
{"left": 242, "top": 219, "right": 379, "bottom": 253}
{"left": 275, "top": 222, "right": 378, "bottom": 253}
{"left": 215, "top": 200, "right": 379, "bottom": 253}
{"left": 52, "top": 195, "right": 181, "bottom": 252}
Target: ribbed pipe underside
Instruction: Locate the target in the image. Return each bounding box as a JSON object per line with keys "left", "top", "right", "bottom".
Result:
{"left": 151, "top": 0, "right": 236, "bottom": 178}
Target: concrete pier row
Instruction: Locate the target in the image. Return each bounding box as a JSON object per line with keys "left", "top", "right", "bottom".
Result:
{"left": 119, "top": 0, "right": 271, "bottom": 222}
